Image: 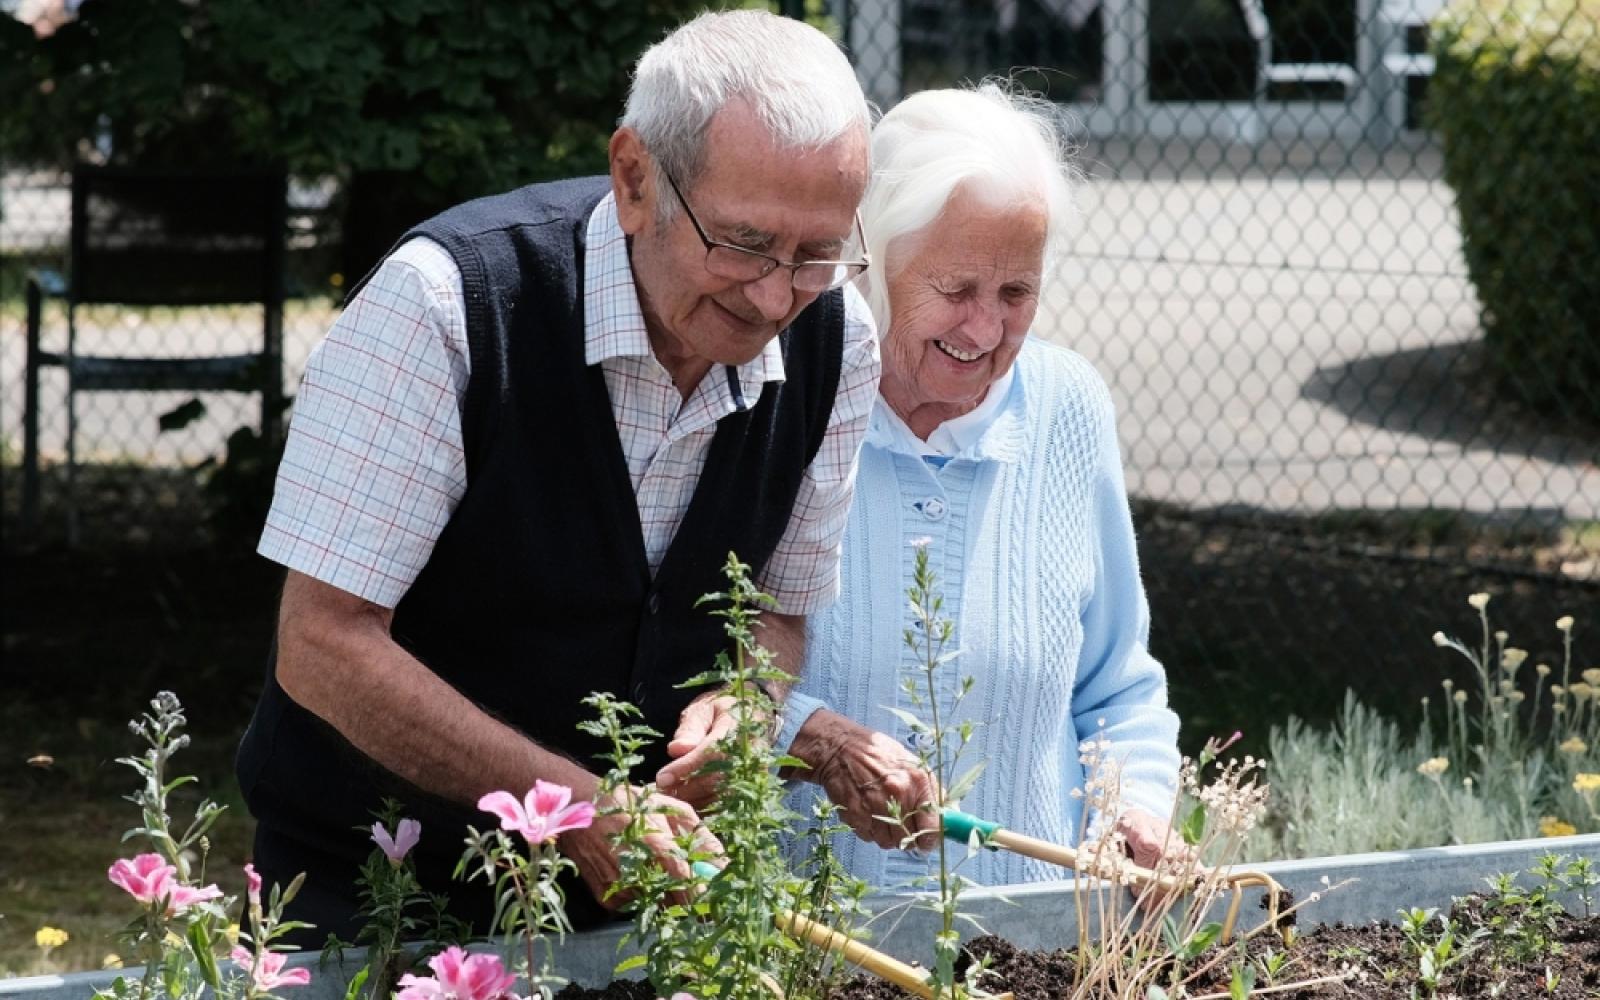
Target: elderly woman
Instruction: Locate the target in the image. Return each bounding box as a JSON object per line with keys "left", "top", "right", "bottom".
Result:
{"left": 777, "top": 84, "right": 1182, "bottom": 886}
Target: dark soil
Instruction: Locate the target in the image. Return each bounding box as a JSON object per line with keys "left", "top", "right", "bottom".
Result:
{"left": 556, "top": 911, "right": 1600, "bottom": 1000}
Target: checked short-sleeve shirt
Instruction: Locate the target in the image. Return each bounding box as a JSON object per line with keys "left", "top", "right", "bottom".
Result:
{"left": 259, "top": 191, "right": 879, "bottom": 615}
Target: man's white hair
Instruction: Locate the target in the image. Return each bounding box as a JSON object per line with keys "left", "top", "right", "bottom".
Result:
{"left": 622, "top": 9, "right": 871, "bottom": 214}
{"left": 856, "top": 82, "right": 1080, "bottom": 335}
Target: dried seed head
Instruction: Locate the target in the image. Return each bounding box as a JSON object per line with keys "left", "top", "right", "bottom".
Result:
{"left": 1432, "top": 631, "right": 1449, "bottom": 647}
{"left": 1453, "top": 690, "right": 1468, "bottom": 705}
{"left": 1536, "top": 664, "right": 1552, "bottom": 677}
{"left": 1468, "top": 593, "right": 1491, "bottom": 611}
{"left": 1556, "top": 615, "right": 1574, "bottom": 632}
{"left": 1417, "top": 757, "right": 1450, "bottom": 778}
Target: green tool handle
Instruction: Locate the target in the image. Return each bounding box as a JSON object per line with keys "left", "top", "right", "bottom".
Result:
{"left": 941, "top": 807, "right": 1001, "bottom": 848}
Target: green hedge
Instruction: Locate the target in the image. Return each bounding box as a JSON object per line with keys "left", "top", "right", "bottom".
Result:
{"left": 2, "top": 0, "right": 710, "bottom": 278}
{"left": 1429, "top": 0, "right": 1600, "bottom": 426}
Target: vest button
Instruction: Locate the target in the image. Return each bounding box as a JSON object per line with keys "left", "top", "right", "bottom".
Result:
{"left": 912, "top": 496, "right": 947, "bottom": 521}
{"left": 647, "top": 592, "right": 661, "bottom": 614}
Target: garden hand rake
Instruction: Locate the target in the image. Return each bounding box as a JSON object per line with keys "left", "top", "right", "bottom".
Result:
{"left": 690, "top": 861, "right": 1013, "bottom": 1000}
{"left": 939, "top": 809, "right": 1289, "bottom": 944}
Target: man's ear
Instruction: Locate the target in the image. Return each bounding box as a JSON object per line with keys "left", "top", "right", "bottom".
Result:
{"left": 609, "top": 127, "right": 654, "bottom": 236}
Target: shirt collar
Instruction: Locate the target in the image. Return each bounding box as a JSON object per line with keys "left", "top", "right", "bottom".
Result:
{"left": 582, "top": 192, "right": 786, "bottom": 396}
{"left": 867, "top": 354, "right": 1027, "bottom": 464}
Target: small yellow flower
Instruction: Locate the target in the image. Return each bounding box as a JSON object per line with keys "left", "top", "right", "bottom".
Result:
{"left": 225, "top": 923, "right": 241, "bottom": 946}
{"left": 1432, "top": 631, "right": 1449, "bottom": 647}
{"left": 1539, "top": 816, "right": 1577, "bottom": 838}
{"left": 1468, "top": 593, "right": 1491, "bottom": 611}
{"left": 1418, "top": 757, "right": 1450, "bottom": 778}
{"left": 1556, "top": 615, "right": 1574, "bottom": 631}
{"left": 102, "top": 954, "right": 123, "bottom": 970}
{"left": 1508, "top": 690, "right": 1526, "bottom": 704}
{"left": 35, "top": 927, "right": 69, "bottom": 950}
{"left": 1501, "top": 648, "right": 1528, "bottom": 672}
{"left": 1583, "top": 668, "right": 1600, "bottom": 686}
{"left": 1453, "top": 690, "right": 1468, "bottom": 705}
{"left": 1571, "top": 682, "right": 1596, "bottom": 701}
{"left": 1536, "top": 664, "right": 1551, "bottom": 677}
{"left": 1575, "top": 773, "right": 1600, "bottom": 795}
{"left": 1560, "top": 737, "right": 1588, "bottom": 754}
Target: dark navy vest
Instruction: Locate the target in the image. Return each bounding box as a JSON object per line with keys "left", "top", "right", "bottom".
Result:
{"left": 237, "top": 176, "right": 845, "bottom": 930}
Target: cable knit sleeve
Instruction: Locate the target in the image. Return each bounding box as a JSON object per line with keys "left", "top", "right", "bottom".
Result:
{"left": 1068, "top": 373, "right": 1182, "bottom": 824}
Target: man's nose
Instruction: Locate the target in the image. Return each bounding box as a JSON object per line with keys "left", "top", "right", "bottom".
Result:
{"left": 742, "top": 267, "right": 797, "bottom": 323}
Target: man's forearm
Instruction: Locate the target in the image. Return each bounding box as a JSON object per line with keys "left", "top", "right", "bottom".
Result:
{"left": 757, "top": 609, "right": 806, "bottom": 696}
{"left": 275, "top": 572, "right": 600, "bottom": 806}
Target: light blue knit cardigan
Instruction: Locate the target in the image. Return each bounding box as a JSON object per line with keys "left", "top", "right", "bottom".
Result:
{"left": 778, "top": 338, "right": 1181, "bottom": 887}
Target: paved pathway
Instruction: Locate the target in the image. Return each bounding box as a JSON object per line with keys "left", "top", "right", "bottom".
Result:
{"left": 5, "top": 153, "right": 1596, "bottom": 537}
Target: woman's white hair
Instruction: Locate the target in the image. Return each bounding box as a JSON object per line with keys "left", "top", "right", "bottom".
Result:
{"left": 622, "top": 9, "right": 871, "bottom": 217}
{"left": 857, "top": 82, "right": 1080, "bottom": 334}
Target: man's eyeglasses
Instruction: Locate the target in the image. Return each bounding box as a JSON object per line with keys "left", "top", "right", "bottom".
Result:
{"left": 663, "top": 171, "right": 870, "bottom": 294}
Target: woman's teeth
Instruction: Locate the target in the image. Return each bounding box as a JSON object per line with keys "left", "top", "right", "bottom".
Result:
{"left": 935, "top": 340, "right": 985, "bottom": 362}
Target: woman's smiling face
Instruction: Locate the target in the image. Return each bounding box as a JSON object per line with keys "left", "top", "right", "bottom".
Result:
{"left": 878, "top": 186, "right": 1047, "bottom": 437}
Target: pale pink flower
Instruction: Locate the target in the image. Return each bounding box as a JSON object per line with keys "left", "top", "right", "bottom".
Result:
{"left": 478, "top": 782, "right": 595, "bottom": 845}
{"left": 396, "top": 947, "right": 515, "bottom": 1000}
{"left": 108, "top": 854, "right": 224, "bottom": 915}
{"left": 244, "top": 863, "right": 262, "bottom": 908}
{"left": 231, "top": 947, "right": 311, "bottom": 991}
{"left": 371, "top": 818, "right": 421, "bottom": 865}
{"left": 167, "top": 882, "right": 224, "bottom": 913}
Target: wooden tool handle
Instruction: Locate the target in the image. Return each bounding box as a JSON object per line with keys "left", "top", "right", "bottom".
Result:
{"left": 990, "top": 828, "right": 1186, "bottom": 893}
{"left": 778, "top": 909, "right": 935, "bottom": 1000}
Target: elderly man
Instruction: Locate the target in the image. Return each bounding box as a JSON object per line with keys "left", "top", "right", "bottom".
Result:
{"left": 236, "top": 9, "right": 878, "bottom": 937}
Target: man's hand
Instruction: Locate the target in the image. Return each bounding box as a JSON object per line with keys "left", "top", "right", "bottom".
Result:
{"left": 656, "top": 688, "right": 764, "bottom": 808}
{"left": 557, "top": 785, "right": 723, "bottom": 909}
{"left": 790, "top": 709, "right": 939, "bottom": 851}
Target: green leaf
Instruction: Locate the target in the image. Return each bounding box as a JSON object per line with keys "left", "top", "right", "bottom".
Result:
{"left": 613, "top": 954, "right": 647, "bottom": 974}
{"left": 186, "top": 922, "right": 221, "bottom": 990}
{"left": 1229, "top": 963, "right": 1256, "bottom": 1000}
{"left": 1180, "top": 803, "right": 1207, "bottom": 846}
{"left": 343, "top": 966, "right": 370, "bottom": 1000}
{"left": 1177, "top": 922, "right": 1223, "bottom": 960}
{"left": 946, "top": 762, "right": 986, "bottom": 804}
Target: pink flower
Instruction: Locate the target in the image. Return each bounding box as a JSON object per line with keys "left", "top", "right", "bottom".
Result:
{"left": 478, "top": 782, "right": 595, "bottom": 845}
{"left": 396, "top": 947, "right": 515, "bottom": 1000}
{"left": 244, "top": 863, "right": 262, "bottom": 907}
{"left": 109, "top": 853, "right": 176, "bottom": 904}
{"left": 371, "top": 818, "right": 421, "bottom": 865}
{"left": 108, "top": 853, "right": 223, "bottom": 915}
{"left": 231, "top": 947, "right": 311, "bottom": 991}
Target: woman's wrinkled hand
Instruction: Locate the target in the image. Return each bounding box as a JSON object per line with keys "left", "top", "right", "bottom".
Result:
{"left": 790, "top": 709, "right": 941, "bottom": 851}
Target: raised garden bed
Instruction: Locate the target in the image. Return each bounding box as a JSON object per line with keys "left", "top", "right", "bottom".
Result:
{"left": 8, "top": 834, "right": 1595, "bottom": 1000}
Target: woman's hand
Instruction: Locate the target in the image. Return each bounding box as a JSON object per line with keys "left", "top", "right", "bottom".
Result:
{"left": 790, "top": 709, "right": 941, "bottom": 850}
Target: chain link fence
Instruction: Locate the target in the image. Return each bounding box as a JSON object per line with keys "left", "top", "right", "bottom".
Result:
{"left": 3, "top": 0, "right": 1595, "bottom": 736}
